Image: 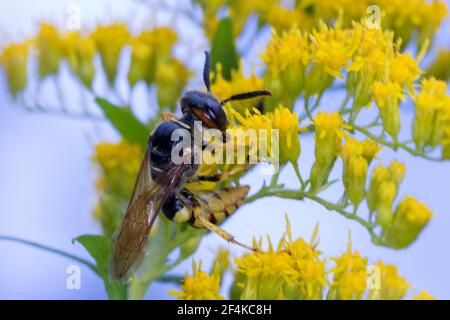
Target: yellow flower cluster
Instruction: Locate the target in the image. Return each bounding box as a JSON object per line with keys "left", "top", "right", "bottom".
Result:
{"left": 367, "top": 161, "right": 406, "bottom": 228}
{"left": 92, "top": 140, "right": 143, "bottom": 236}
{"left": 197, "top": 0, "right": 447, "bottom": 49}
{"left": 0, "top": 41, "right": 29, "bottom": 96}
{"left": 368, "top": 262, "right": 410, "bottom": 300}
{"left": 384, "top": 196, "right": 433, "bottom": 249}
{"left": 211, "top": 63, "right": 265, "bottom": 114}
{"left": 413, "top": 78, "right": 450, "bottom": 157}
{"left": 310, "top": 112, "right": 348, "bottom": 191}
{"left": 196, "top": 105, "right": 300, "bottom": 183}
{"left": 173, "top": 217, "right": 426, "bottom": 300}
{"left": 328, "top": 246, "right": 368, "bottom": 300}
{"left": 170, "top": 261, "right": 224, "bottom": 300}
{"left": 426, "top": 49, "right": 450, "bottom": 82}
{"left": 260, "top": 22, "right": 424, "bottom": 121}
{"left": 340, "top": 137, "right": 380, "bottom": 207}
{"left": 0, "top": 22, "right": 189, "bottom": 109}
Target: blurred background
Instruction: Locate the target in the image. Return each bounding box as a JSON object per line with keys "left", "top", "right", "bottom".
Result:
{"left": 1, "top": 0, "right": 450, "bottom": 299}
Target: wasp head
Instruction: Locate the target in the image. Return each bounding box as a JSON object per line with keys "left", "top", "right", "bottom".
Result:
{"left": 180, "top": 51, "right": 272, "bottom": 132}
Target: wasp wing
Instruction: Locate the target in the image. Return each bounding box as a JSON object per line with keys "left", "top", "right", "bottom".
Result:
{"left": 110, "top": 148, "right": 185, "bottom": 282}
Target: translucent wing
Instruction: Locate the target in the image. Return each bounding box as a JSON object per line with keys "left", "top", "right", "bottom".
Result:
{"left": 110, "top": 148, "right": 185, "bottom": 282}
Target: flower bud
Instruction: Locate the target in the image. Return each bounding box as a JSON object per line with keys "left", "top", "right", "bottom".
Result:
{"left": 36, "top": 23, "right": 64, "bottom": 78}
{"left": 310, "top": 112, "right": 345, "bottom": 191}
{"left": 0, "top": 42, "right": 29, "bottom": 96}
{"left": 92, "top": 23, "right": 130, "bottom": 85}
{"left": 384, "top": 196, "right": 433, "bottom": 249}
{"left": 372, "top": 81, "right": 403, "bottom": 139}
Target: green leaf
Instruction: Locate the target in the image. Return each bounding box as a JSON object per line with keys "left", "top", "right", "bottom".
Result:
{"left": 95, "top": 97, "right": 148, "bottom": 148}
{"left": 74, "top": 234, "right": 127, "bottom": 300}
{"left": 211, "top": 17, "right": 239, "bottom": 81}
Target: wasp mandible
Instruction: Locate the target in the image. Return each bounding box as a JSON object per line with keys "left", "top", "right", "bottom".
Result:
{"left": 110, "top": 52, "right": 271, "bottom": 281}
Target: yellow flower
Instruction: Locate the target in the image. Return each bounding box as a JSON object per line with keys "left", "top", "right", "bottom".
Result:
{"left": 128, "top": 27, "right": 178, "bottom": 88}
{"left": 310, "top": 112, "right": 346, "bottom": 191}
{"left": 92, "top": 140, "right": 142, "bottom": 196}
{"left": 310, "top": 23, "right": 356, "bottom": 80}
{"left": 63, "top": 32, "right": 96, "bottom": 88}
{"left": 212, "top": 63, "right": 264, "bottom": 114}
{"left": 328, "top": 246, "right": 368, "bottom": 300}
{"left": 413, "top": 77, "right": 448, "bottom": 149}
{"left": 413, "top": 290, "right": 436, "bottom": 300}
{"left": 235, "top": 216, "right": 326, "bottom": 300}
{"left": 156, "top": 59, "right": 191, "bottom": 110}
{"left": 270, "top": 106, "right": 301, "bottom": 165}
{"left": 170, "top": 261, "right": 224, "bottom": 300}
{"left": 92, "top": 23, "right": 130, "bottom": 85}
{"left": 35, "top": 23, "right": 64, "bottom": 78}
{"left": 0, "top": 41, "right": 29, "bottom": 96}
{"left": 261, "top": 27, "right": 311, "bottom": 109}
{"left": 384, "top": 196, "right": 433, "bottom": 249}
{"left": 372, "top": 80, "right": 404, "bottom": 139}
{"left": 368, "top": 262, "right": 411, "bottom": 300}
{"left": 367, "top": 161, "right": 406, "bottom": 227}
{"left": 389, "top": 52, "right": 422, "bottom": 93}
{"left": 341, "top": 138, "right": 378, "bottom": 207}
{"left": 425, "top": 49, "right": 450, "bottom": 82}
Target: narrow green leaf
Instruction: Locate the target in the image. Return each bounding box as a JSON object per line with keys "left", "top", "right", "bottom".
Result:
{"left": 95, "top": 97, "right": 148, "bottom": 148}
{"left": 74, "top": 234, "right": 127, "bottom": 300}
{"left": 211, "top": 17, "right": 239, "bottom": 81}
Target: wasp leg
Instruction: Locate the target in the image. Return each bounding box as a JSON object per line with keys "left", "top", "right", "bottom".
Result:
{"left": 194, "top": 212, "right": 259, "bottom": 252}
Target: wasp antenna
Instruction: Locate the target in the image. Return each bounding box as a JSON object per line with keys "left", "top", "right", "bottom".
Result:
{"left": 203, "top": 51, "right": 211, "bottom": 92}
{"left": 220, "top": 90, "right": 272, "bottom": 105}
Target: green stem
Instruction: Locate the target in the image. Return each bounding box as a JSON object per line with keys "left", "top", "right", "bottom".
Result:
{"left": 352, "top": 124, "right": 444, "bottom": 162}
{"left": 244, "top": 187, "right": 387, "bottom": 246}
{"left": 0, "top": 235, "right": 98, "bottom": 275}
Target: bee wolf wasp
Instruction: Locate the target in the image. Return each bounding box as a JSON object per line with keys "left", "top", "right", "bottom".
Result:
{"left": 110, "top": 52, "right": 271, "bottom": 281}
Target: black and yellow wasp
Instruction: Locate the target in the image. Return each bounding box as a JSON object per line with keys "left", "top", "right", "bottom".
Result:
{"left": 110, "top": 52, "right": 271, "bottom": 281}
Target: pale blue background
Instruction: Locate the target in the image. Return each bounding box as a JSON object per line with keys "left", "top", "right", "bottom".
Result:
{"left": 1, "top": 0, "right": 450, "bottom": 299}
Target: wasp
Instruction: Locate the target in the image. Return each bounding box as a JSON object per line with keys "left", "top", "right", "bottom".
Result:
{"left": 110, "top": 52, "right": 271, "bottom": 281}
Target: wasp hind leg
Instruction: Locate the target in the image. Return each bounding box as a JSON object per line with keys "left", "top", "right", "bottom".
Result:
{"left": 194, "top": 207, "right": 259, "bottom": 252}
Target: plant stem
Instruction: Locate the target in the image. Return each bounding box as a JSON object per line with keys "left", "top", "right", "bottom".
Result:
{"left": 0, "top": 235, "right": 98, "bottom": 274}
{"left": 352, "top": 124, "right": 444, "bottom": 162}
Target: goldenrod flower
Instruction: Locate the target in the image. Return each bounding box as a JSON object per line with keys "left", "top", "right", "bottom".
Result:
{"left": 425, "top": 49, "right": 450, "bottom": 82}
{"left": 170, "top": 261, "right": 224, "bottom": 300}
{"left": 328, "top": 246, "right": 368, "bottom": 300}
{"left": 261, "top": 27, "right": 311, "bottom": 109}
{"left": 270, "top": 106, "right": 301, "bottom": 165}
{"left": 92, "top": 23, "right": 130, "bottom": 85}
{"left": 63, "top": 32, "right": 96, "bottom": 88}
{"left": 35, "top": 23, "right": 64, "bottom": 78}
{"left": 346, "top": 25, "right": 391, "bottom": 109}
{"left": 128, "top": 28, "right": 178, "bottom": 87}
{"left": 367, "top": 161, "right": 406, "bottom": 227}
{"left": 0, "top": 41, "right": 29, "bottom": 96}
{"left": 92, "top": 140, "right": 142, "bottom": 196}
{"left": 389, "top": 52, "right": 422, "bottom": 93}
{"left": 368, "top": 262, "right": 411, "bottom": 300}
{"left": 310, "top": 112, "right": 346, "bottom": 191}
{"left": 372, "top": 81, "right": 404, "bottom": 139}
{"left": 341, "top": 138, "right": 379, "bottom": 207}
{"left": 235, "top": 250, "right": 298, "bottom": 299}
{"left": 413, "top": 78, "right": 448, "bottom": 149}
{"left": 212, "top": 63, "right": 264, "bottom": 114}
{"left": 384, "top": 196, "right": 433, "bottom": 249}
{"left": 413, "top": 290, "right": 436, "bottom": 300}
{"left": 155, "top": 59, "right": 191, "bottom": 110}
{"left": 235, "top": 216, "right": 326, "bottom": 300}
